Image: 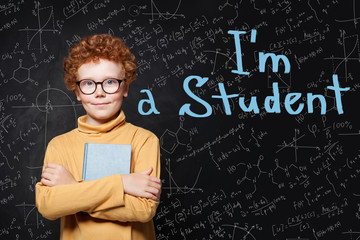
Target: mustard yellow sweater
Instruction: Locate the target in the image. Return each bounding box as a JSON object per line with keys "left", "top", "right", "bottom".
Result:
{"left": 35, "top": 111, "right": 160, "bottom": 240}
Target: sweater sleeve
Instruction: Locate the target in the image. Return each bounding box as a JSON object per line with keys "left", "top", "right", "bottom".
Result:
{"left": 35, "top": 140, "right": 125, "bottom": 220}
{"left": 87, "top": 134, "right": 161, "bottom": 223}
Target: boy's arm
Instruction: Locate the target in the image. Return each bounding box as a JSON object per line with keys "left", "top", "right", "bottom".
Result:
{"left": 87, "top": 135, "right": 161, "bottom": 222}
{"left": 36, "top": 174, "right": 126, "bottom": 220}
{"left": 35, "top": 140, "right": 126, "bottom": 220}
{"left": 122, "top": 167, "right": 161, "bottom": 201}
{"left": 36, "top": 135, "right": 161, "bottom": 222}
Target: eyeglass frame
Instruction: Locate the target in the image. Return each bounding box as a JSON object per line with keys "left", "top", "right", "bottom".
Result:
{"left": 76, "top": 78, "right": 125, "bottom": 95}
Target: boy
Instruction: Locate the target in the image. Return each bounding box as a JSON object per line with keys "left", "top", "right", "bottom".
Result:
{"left": 36, "top": 34, "right": 161, "bottom": 240}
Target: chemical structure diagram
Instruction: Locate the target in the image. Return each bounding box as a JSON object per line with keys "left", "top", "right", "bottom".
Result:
{"left": 10, "top": 59, "right": 37, "bottom": 85}
{"left": 232, "top": 154, "right": 267, "bottom": 195}
{"left": 160, "top": 116, "right": 192, "bottom": 154}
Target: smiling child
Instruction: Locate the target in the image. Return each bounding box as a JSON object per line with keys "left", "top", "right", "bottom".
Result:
{"left": 36, "top": 34, "right": 161, "bottom": 240}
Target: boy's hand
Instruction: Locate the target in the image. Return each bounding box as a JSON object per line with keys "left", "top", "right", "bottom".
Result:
{"left": 41, "top": 163, "right": 77, "bottom": 187}
{"left": 122, "top": 167, "right": 162, "bottom": 201}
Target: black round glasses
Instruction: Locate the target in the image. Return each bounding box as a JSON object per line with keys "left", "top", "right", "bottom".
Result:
{"left": 76, "top": 78, "right": 124, "bottom": 95}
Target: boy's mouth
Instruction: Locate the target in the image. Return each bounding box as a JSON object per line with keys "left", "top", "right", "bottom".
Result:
{"left": 93, "top": 103, "right": 110, "bottom": 106}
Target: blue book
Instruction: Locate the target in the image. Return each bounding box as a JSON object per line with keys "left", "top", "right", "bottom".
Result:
{"left": 82, "top": 143, "right": 132, "bottom": 181}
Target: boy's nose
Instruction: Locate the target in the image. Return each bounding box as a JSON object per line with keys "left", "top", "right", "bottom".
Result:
{"left": 94, "top": 84, "right": 106, "bottom": 97}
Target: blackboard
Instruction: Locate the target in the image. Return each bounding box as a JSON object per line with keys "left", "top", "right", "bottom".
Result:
{"left": 1, "top": 0, "right": 360, "bottom": 239}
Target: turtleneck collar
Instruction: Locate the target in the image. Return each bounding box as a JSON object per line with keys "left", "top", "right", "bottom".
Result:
{"left": 77, "top": 111, "right": 126, "bottom": 134}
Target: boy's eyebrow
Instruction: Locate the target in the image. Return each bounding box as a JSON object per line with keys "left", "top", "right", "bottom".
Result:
{"left": 79, "top": 76, "right": 123, "bottom": 81}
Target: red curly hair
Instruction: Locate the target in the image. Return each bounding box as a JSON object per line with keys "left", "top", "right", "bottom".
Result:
{"left": 63, "top": 34, "right": 136, "bottom": 91}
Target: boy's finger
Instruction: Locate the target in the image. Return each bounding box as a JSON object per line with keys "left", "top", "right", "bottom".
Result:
{"left": 41, "top": 172, "right": 52, "bottom": 180}
{"left": 41, "top": 178, "right": 53, "bottom": 187}
{"left": 139, "top": 167, "right": 153, "bottom": 175}
{"left": 148, "top": 176, "right": 161, "bottom": 183}
{"left": 46, "top": 163, "right": 61, "bottom": 169}
{"left": 43, "top": 168, "right": 56, "bottom": 175}
{"left": 148, "top": 180, "right": 161, "bottom": 189}
{"left": 146, "top": 186, "right": 161, "bottom": 198}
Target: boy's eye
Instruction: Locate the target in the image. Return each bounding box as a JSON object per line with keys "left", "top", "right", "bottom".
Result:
{"left": 84, "top": 80, "right": 94, "bottom": 86}
{"left": 105, "top": 79, "right": 116, "bottom": 85}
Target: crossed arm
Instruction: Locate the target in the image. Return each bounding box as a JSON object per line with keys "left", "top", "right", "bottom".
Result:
{"left": 41, "top": 163, "right": 161, "bottom": 201}
{"left": 36, "top": 135, "right": 162, "bottom": 222}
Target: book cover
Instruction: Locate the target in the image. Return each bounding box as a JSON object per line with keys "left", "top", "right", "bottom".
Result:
{"left": 82, "top": 143, "right": 132, "bottom": 181}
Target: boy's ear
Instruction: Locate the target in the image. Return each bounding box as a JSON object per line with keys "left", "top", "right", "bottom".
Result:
{"left": 123, "top": 83, "right": 129, "bottom": 98}
{"left": 74, "top": 90, "right": 82, "bottom": 102}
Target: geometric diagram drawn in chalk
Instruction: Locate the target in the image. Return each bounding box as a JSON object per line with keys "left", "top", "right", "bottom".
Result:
{"left": 12, "top": 82, "right": 81, "bottom": 152}
{"left": 267, "top": 62, "right": 291, "bottom": 89}
{"left": 15, "top": 202, "right": 44, "bottom": 229}
{"left": 163, "top": 158, "right": 203, "bottom": 197}
{"left": 285, "top": 238, "right": 309, "bottom": 240}
{"left": 18, "top": 2, "right": 58, "bottom": 53}
{"left": 276, "top": 129, "right": 320, "bottom": 163}
{"left": 0, "top": 149, "right": 13, "bottom": 170}
{"left": 307, "top": 0, "right": 324, "bottom": 24}
{"left": 10, "top": 59, "right": 37, "bottom": 85}
{"left": 342, "top": 230, "right": 360, "bottom": 240}
{"left": 204, "top": 49, "right": 237, "bottom": 76}
{"left": 324, "top": 31, "right": 360, "bottom": 82}
{"left": 128, "top": 5, "right": 141, "bottom": 17}
{"left": 335, "top": 0, "right": 360, "bottom": 29}
{"left": 222, "top": 224, "right": 258, "bottom": 240}
{"left": 142, "top": 0, "right": 185, "bottom": 23}
{"left": 323, "top": 87, "right": 341, "bottom": 114}
{"left": 160, "top": 116, "right": 191, "bottom": 154}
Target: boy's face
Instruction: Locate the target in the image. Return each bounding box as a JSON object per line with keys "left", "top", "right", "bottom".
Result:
{"left": 75, "top": 59, "right": 129, "bottom": 125}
